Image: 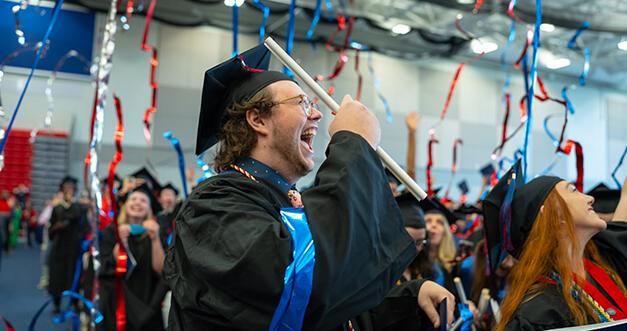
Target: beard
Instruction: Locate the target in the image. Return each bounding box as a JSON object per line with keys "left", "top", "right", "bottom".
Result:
{"left": 270, "top": 126, "right": 313, "bottom": 180}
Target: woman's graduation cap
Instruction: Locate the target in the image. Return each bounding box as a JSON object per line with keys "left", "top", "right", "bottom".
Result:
{"left": 483, "top": 160, "right": 562, "bottom": 273}
{"left": 395, "top": 192, "right": 426, "bottom": 229}
{"left": 418, "top": 197, "right": 457, "bottom": 225}
{"left": 130, "top": 167, "right": 162, "bottom": 192}
{"left": 195, "top": 44, "right": 295, "bottom": 156}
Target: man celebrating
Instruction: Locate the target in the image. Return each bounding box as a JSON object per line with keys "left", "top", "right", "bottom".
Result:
{"left": 164, "top": 45, "right": 454, "bottom": 330}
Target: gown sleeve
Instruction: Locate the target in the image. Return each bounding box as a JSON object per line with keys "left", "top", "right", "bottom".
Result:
{"left": 302, "top": 131, "right": 417, "bottom": 330}
{"left": 164, "top": 177, "right": 292, "bottom": 330}
{"left": 366, "top": 279, "right": 425, "bottom": 330}
{"left": 592, "top": 221, "right": 627, "bottom": 285}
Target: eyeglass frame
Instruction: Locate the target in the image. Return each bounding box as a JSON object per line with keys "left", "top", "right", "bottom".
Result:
{"left": 269, "top": 94, "right": 318, "bottom": 117}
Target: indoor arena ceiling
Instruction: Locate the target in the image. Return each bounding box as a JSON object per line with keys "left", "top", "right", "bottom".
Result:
{"left": 67, "top": 0, "right": 627, "bottom": 89}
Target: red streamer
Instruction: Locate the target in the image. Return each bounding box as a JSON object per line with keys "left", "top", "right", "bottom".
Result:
{"left": 473, "top": 0, "right": 484, "bottom": 13}
{"left": 514, "top": 29, "right": 533, "bottom": 69}
{"left": 354, "top": 49, "right": 363, "bottom": 101}
{"left": 141, "top": 0, "right": 159, "bottom": 144}
{"left": 126, "top": 0, "right": 134, "bottom": 17}
{"left": 426, "top": 136, "right": 439, "bottom": 197}
{"left": 444, "top": 139, "right": 463, "bottom": 199}
{"left": 106, "top": 95, "right": 127, "bottom": 331}
{"left": 0, "top": 315, "right": 14, "bottom": 331}
{"left": 561, "top": 139, "right": 584, "bottom": 192}
{"left": 314, "top": 15, "right": 354, "bottom": 96}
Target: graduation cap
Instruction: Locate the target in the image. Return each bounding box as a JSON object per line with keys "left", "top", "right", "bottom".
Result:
{"left": 454, "top": 204, "right": 483, "bottom": 216}
{"left": 130, "top": 167, "right": 162, "bottom": 192}
{"left": 161, "top": 183, "right": 180, "bottom": 196}
{"left": 483, "top": 160, "right": 562, "bottom": 273}
{"left": 458, "top": 179, "right": 469, "bottom": 195}
{"left": 195, "top": 44, "right": 295, "bottom": 155}
{"left": 418, "top": 197, "right": 456, "bottom": 225}
{"left": 479, "top": 163, "right": 495, "bottom": 178}
{"left": 395, "top": 192, "right": 425, "bottom": 229}
{"left": 128, "top": 183, "right": 162, "bottom": 216}
{"left": 59, "top": 176, "right": 78, "bottom": 191}
{"left": 586, "top": 183, "right": 620, "bottom": 214}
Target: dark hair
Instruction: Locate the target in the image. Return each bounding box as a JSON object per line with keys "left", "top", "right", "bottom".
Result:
{"left": 213, "top": 88, "right": 275, "bottom": 172}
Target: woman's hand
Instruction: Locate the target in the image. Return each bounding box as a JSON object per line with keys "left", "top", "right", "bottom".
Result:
{"left": 143, "top": 218, "right": 160, "bottom": 241}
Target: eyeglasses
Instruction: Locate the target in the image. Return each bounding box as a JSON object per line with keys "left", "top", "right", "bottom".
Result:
{"left": 270, "top": 94, "right": 317, "bottom": 117}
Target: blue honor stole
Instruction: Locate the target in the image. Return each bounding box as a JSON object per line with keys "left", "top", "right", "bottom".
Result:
{"left": 269, "top": 208, "right": 316, "bottom": 331}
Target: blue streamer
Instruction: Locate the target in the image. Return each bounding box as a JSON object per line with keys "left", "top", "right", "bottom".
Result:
{"left": 578, "top": 47, "right": 590, "bottom": 86}
{"left": 283, "top": 0, "right": 297, "bottom": 77}
{"left": 195, "top": 155, "right": 215, "bottom": 184}
{"left": 269, "top": 208, "right": 316, "bottom": 331}
{"left": 521, "top": 0, "right": 542, "bottom": 182}
{"left": 0, "top": 0, "right": 64, "bottom": 157}
{"left": 307, "top": 0, "right": 322, "bottom": 44}
{"left": 560, "top": 87, "right": 575, "bottom": 114}
{"left": 232, "top": 4, "right": 239, "bottom": 57}
{"left": 252, "top": 0, "right": 270, "bottom": 43}
{"left": 567, "top": 21, "right": 590, "bottom": 49}
{"left": 367, "top": 51, "right": 393, "bottom": 123}
{"left": 29, "top": 291, "right": 103, "bottom": 331}
{"left": 543, "top": 113, "right": 561, "bottom": 147}
{"left": 611, "top": 147, "right": 627, "bottom": 189}
{"left": 129, "top": 224, "right": 146, "bottom": 235}
{"left": 457, "top": 303, "right": 474, "bottom": 331}
{"left": 163, "top": 131, "right": 189, "bottom": 198}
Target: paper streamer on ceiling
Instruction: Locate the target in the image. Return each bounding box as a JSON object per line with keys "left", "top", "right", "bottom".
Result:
{"left": 140, "top": 0, "right": 159, "bottom": 146}
{"left": 31, "top": 50, "right": 92, "bottom": 140}
{"left": 164, "top": 131, "right": 189, "bottom": 198}
{"left": 0, "top": 43, "right": 43, "bottom": 139}
{"left": 231, "top": 2, "right": 239, "bottom": 56}
{"left": 314, "top": 15, "right": 354, "bottom": 98}
{"left": 307, "top": 0, "right": 322, "bottom": 45}
{"left": 611, "top": 147, "right": 627, "bottom": 189}
{"left": 283, "top": 0, "right": 297, "bottom": 76}
{"left": 0, "top": 0, "right": 63, "bottom": 172}
{"left": 520, "top": 0, "right": 542, "bottom": 182}
{"left": 367, "top": 51, "right": 393, "bottom": 123}
{"left": 444, "top": 139, "right": 463, "bottom": 199}
{"left": 252, "top": 0, "right": 270, "bottom": 43}
{"left": 426, "top": 135, "right": 439, "bottom": 198}
{"left": 429, "top": 14, "right": 485, "bottom": 133}
{"left": 82, "top": 0, "right": 119, "bottom": 327}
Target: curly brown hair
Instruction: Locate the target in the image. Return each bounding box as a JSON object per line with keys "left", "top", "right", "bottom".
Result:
{"left": 213, "top": 87, "right": 275, "bottom": 172}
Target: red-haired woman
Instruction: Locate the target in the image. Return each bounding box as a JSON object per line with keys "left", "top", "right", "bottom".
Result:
{"left": 484, "top": 162, "right": 627, "bottom": 330}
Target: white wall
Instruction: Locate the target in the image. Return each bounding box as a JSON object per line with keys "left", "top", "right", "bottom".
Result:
{"left": 1, "top": 13, "right": 625, "bottom": 199}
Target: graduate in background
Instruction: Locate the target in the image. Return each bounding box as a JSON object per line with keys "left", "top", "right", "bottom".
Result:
{"left": 47, "top": 176, "right": 89, "bottom": 314}
{"left": 484, "top": 161, "right": 627, "bottom": 330}
{"left": 157, "top": 183, "right": 179, "bottom": 248}
{"left": 420, "top": 198, "right": 457, "bottom": 290}
{"left": 98, "top": 184, "right": 168, "bottom": 331}
{"left": 164, "top": 44, "right": 455, "bottom": 330}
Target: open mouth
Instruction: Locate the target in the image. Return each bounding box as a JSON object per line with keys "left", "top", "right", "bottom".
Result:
{"left": 300, "top": 127, "right": 317, "bottom": 153}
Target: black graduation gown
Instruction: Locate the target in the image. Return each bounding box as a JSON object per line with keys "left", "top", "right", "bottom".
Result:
{"left": 157, "top": 211, "right": 175, "bottom": 249}
{"left": 504, "top": 221, "right": 627, "bottom": 330}
{"left": 48, "top": 202, "right": 88, "bottom": 298}
{"left": 164, "top": 131, "right": 417, "bottom": 330}
{"left": 344, "top": 279, "right": 428, "bottom": 331}
{"left": 98, "top": 225, "right": 168, "bottom": 331}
